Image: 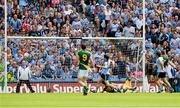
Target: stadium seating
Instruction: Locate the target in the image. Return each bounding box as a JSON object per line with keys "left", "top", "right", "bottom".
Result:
{"left": 0, "top": 0, "right": 179, "bottom": 83}
{"left": 7, "top": 39, "right": 141, "bottom": 82}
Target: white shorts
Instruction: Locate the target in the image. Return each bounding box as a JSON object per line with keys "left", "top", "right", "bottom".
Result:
{"left": 78, "top": 70, "right": 89, "bottom": 78}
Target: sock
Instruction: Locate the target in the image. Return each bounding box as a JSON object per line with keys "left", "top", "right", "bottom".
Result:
{"left": 83, "top": 86, "right": 88, "bottom": 90}
{"left": 158, "top": 86, "right": 163, "bottom": 91}
{"left": 162, "top": 83, "right": 168, "bottom": 88}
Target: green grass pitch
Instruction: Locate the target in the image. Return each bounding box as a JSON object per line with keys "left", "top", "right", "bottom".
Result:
{"left": 0, "top": 93, "right": 180, "bottom": 108}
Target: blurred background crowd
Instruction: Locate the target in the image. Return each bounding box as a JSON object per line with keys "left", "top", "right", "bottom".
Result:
{"left": 145, "top": 0, "right": 180, "bottom": 81}
{"left": 0, "top": 0, "right": 5, "bottom": 65}
{"left": 7, "top": 39, "right": 142, "bottom": 82}
{"left": 7, "top": 0, "right": 144, "bottom": 37}
{"left": 0, "top": 0, "right": 179, "bottom": 83}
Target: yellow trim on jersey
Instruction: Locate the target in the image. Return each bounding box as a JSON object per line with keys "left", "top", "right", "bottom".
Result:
{"left": 124, "top": 80, "right": 132, "bottom": 87}
{"left": 80, "top": 63, "right": 90, "bottom": 70}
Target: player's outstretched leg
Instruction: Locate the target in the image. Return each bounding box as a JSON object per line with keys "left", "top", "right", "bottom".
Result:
{"left": 78, "top": 77, "right": 88, "bottom": 96}
{"left": 162, "top": 78, "right": 174, "bottom": 93}
{"left": 83, "top": 85, "right": 88, "bottom": 95}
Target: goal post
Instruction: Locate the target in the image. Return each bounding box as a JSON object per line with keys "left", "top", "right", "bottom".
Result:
{"left": 1, "top": 0, "right": 148, "bottom": 93}
{"left": 3, "top": 36, "right": 147, "bottom": 93}
{"left": 142, "top": 0, "right": 148, "bottom": 92}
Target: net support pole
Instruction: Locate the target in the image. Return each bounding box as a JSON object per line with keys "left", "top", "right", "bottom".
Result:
{"left": 136, "top": 43, "right": 140, "bottom": 72}
{"left": 142, "top": 0, "right": 148, "bottom": 92}
{"left": 4, "top": 0, "right": 8, "bottom": 93}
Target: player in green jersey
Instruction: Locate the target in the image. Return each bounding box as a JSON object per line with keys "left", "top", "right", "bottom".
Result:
{"left": 75, "top": 44, "right": 93, "bottom": 95}
{"left": 0, "top": 63, "right": 5, "bottom": 73}
{"left": 0, "top": 62, "right": 5, "bottom": 91}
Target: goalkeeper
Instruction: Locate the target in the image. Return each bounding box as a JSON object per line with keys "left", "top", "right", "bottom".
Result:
{"left": 102, "top": 78, "right": 137, "bottom": 93}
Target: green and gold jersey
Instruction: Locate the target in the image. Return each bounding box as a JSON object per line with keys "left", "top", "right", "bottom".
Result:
{"left": 0, "top": 63, "right": 5, "bottom": 73}
{"left": 78, "top": 50, "right": 91, "bottom": 70}
{"left": 162, "top": 55, "right": 168, "bottom": 67}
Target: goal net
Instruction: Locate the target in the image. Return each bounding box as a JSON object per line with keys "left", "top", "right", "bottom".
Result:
{"left": 1, "top": 37, "right": 144, "bottom": 93}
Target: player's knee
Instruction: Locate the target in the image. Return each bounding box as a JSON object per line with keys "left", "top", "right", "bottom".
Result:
{"left": 78, "top": 76, "right": 86, "bottom": 81}
{"left": 78, "top": 77, "right": 82, "bottom": 81}
{"left": 97, "top": 80, "right": 101, "bottom": 84}
{"left": 97, "top": 78, "right": 102, "bottom": 83}
{"left": 162, "top": 78, "right": 167, "bottom": 81}
{"left": 82, "top": 77, "right": 86, "bottom": 81}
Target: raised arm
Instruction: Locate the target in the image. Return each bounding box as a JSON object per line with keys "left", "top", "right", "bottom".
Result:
{"left": 95, "top": 64, "right": 108, "bottom": 69}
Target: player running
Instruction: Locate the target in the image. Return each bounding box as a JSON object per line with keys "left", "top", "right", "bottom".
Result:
{"left": 155, "top": 51, "right": 174, "bottom": 93}
{"left": 75, "top": 44, "right": 93, "bottom": 95}
{"left": 92, "top": 54, "right": 115, "bottom": 93}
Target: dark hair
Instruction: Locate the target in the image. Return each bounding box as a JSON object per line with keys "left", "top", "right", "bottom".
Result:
{"left": 21, "top": 59, "right": 26, "bottom": 63}
{"left": 156, "top": 51, "right": 161, "bottom": 57}
{"left": 161, "top": 50, "right": 166, "bottom": 55}
{"left": 104, "top": 54, "right": 109, "bottom": 60}
{"left": 81, "top": 44, "right": 86, "bottom": 50}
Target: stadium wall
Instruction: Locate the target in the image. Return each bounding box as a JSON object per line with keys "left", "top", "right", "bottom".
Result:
{"left": 0, "top": 82, "right": 162, "bottom": 93}
{"left": 1, "top": 79, "right": 180, "bottom": 93}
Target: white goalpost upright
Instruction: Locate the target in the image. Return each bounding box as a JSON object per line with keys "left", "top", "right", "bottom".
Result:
{"left": 2, "top": 0, "right": 148, "bottom": 93}
{"left": 5, "top": 36, "right": 145, "bottom": 92}
{"left": 83, "top": 37, "right": 145, "bottom": 90}
{"left": 142, "top": 0, "right": 149, "bottom": 92}
{"left": 4, "top": 0, "right": 8, "bottom": 93}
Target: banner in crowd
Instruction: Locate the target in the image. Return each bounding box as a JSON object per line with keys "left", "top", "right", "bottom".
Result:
{"left": 0, "top": 82, "right": 162, "bottom": 93}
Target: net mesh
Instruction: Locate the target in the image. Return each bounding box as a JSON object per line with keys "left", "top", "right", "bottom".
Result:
{"left": 7, "top": 37, "right": 143, "bottom": 83}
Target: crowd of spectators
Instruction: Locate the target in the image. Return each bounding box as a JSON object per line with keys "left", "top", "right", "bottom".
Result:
{"left": 145, "top": 0, "right": 180, "bottom": 80}
{"left": 0, "top": 0, "right": 4, "bottom": 64}
{"left": 7, "top": 0, "right": 144, "bottom": 37}
{"left": 3, "top": 0, "right": 180, "bottom": 83}
{"left": 0, "top": 0, "right": 5, "bottom": 82}
{"left": 7, "top": 39, "right": 142, "bottom": 82}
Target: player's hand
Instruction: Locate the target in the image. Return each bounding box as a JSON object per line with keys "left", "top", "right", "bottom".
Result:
{"left": 109, "top": 71, "right": 113, "bottom": 75}
{"left": 92, "top": 68, "right": 97, "bottom": 73}
{"left": 163, "top": 68, "right": 166, "bottom": 72}
{"left": 94, "top": 64, "right": 97, "bottom": 68}
{"left": 74, "top": 66, "right": 78, "bottom": 71}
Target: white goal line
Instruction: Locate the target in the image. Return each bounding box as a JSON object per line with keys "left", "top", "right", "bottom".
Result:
{"left": 7, "top": 36, "right": 144, "bottom": 40}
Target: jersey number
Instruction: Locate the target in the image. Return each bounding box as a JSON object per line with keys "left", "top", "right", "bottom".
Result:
{"left": 82, "top": 54, "right": 87, "bottom": 61}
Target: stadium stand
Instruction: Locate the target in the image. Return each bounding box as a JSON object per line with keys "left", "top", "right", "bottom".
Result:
{"left": 1, "top": 0, "right": 179, "bottom": 87}
{"left": 0, "top": 0, "right": 4, "bottom": 64}
{"left": 145, "top": 0, "right": 180, "bottom": 82}
{"left": 7, "top": 0, "right": 143, "bottom": 37}
{"left": 7, "top": 39, "right": 142, "bottom": 82}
